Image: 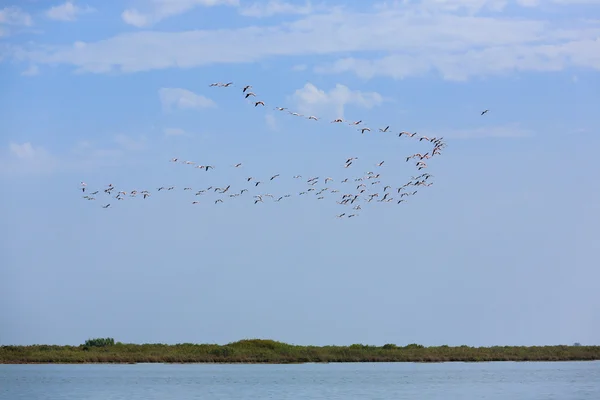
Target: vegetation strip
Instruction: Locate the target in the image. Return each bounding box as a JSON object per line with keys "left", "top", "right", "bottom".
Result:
{"left": 2, "top": 338, "right": 598, "bottom": 364}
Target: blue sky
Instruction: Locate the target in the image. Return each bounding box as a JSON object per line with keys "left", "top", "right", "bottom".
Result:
{"left": 1, "top": 0, "right": 599, "bottom": 347}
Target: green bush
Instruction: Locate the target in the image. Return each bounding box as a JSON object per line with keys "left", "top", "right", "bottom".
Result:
{"left": 404, "top": 343, "right": 425, "bottom": 349}
{"left": 84, "top": 338, "right": 115, "bottom": 348}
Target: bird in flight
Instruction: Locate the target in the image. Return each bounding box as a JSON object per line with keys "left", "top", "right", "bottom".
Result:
{"left": 82, "top": 79, "right": 449, "bottom": 219}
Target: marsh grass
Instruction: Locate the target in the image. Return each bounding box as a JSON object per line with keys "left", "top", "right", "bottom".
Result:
{"left": 1, "top": 339, "right": 598, "bottom": 364}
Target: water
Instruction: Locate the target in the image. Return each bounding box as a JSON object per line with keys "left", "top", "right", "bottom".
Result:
{"left": 1, "top": 362, "right": 598, "bottom": 399}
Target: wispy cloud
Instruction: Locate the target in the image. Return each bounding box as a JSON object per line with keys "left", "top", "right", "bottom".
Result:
{"left": 158, "top": 88, "right": 216, "bottom": 112}
{"left": 0, "top": 142, "right": 58, "bottom": 177}
{"left": 265, "top": 114, "right": 278, "bottom": 131}
{"left": 71, "top": 139, "right": 124, "bottom": 166}
{"left": 45, "top": 1, "right": 95, "bottom": 22}
{"left": 517, "top": 0, "right": 600, "bottom": 6}
{"left": 2, "top": 2, "right": 600, "bottom": 81}
{"left": 0, "top": 6, "right": 33, "bottom": 26}
{"left": 113, "top": 134, "right": 146, "bottom": 151}
{"left": 68, "top": 134, "right": 150, "bottom": 170}
{"left": 0, "top": 133, "right": 152, "bottom": 177}
{"left": 409, "top": 0, "right": 509, "bottom": 14}
{"left": 0, "top": 6, "right": 33, "bottom": 37}
{"left": 122, "top": 0, "right": 239, "bottom": 28}
{"left": 20, "top": 65, "right": 39, "bottom": 76}
{"left": 291, "top": 83, "right": 383, "bottom": 119}
{"left": 163, "top": 127, "right": 189, "bottom": 137}
{"left": 433, "top": 124, "right": 535, "bottom": 139}
{"left": 239, "top": 0, "right": 320, "bottom": 18}
{"left": 313, "top": 38, "right": 600, "bottom": 81}
{"left": 291, "top": 64, "right": 307, "bottom": 71}
{"left": 569, "top": 127, "right": 589, "bottom": 135}
{"left": 10, "top": 2, "right": 600, "bottom": 79}
{"left": 10, "top": 142, "right": 42, "bottom": 159}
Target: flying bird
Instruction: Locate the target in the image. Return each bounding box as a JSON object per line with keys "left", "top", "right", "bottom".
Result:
{"left": 83, "top": 80, "right": 449, "bottom": 218}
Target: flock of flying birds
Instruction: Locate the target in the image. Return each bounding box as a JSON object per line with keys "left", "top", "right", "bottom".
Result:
{"left": 79, "top": 81, "right": 489, "bottom": 218}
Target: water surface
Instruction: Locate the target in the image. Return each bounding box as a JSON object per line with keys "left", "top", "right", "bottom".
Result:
{"left": 1, "top": 361, "right": 598, "bottom": 399}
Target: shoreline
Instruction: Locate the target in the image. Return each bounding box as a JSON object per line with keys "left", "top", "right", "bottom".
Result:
{"left": 3, "top": 359, "right": 600, "bottom": 365}
{"left": 2, "top": 339, "right": 599, "bottom": 364}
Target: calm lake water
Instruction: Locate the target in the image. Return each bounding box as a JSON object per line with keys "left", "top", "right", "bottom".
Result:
{"left": 1, "top": 362, "right": 598, "bottom": 399}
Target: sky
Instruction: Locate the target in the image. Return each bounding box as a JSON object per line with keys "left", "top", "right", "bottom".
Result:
{"left": 1, "top": 0, "right": 599, "bottom": 348}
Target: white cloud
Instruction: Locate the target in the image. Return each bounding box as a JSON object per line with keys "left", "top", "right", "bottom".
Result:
{"left": 10, "top": 142, "right": 38, "bottom": 159}
{"left": 0, "top": 142, "right": 58, "bottom": 176}
{"left": 46, "top": 2, "right": 95, "bottom": 22}
{"left": 291, "top": 83, "right": 383, "bottom": 119}
{"left": 0, "top": 6, "right": 33, "bottom": 37}
{"left": 7, "top": 3, "right": 600, "bottom": 79}
{"left": 122, "top": 0, "right": 239, "bottom": 28}
{"left": 569, "top": 127, "right": 588, "bottom": 135}
{"left": 164, "top": 127, "right": 188, "bottom": 136}
{"left": 541, "top": 0, "right": 600, "bottom": 4}
{"left": 239, "top": 0, "right": 318, "bottom": 18}
{"left": 432, "top": 124, "right": 534, "bottom": 139}
{"left": 158, "top": 88, "right": 216, "bottom": 112}
{"left": 314, "top": 55, "right": 432, "bottom": 80}
{"left": 291, "top": 64, "right": 307, "bottom": 71}
{"left": 418, "top": 0, "right": 508, "bottom": 13}
{"left": 516, "top": 0, "right": 540, "bottom": 6}
{"left": 1, "top": 134, "right": 152, "bottom": 177}
{"left": 314, "top": 36, "right": 600, "bottom": 81}
{"left": 20, "top": 65, "right": 39, "bottom": 76}
{"left": 0, "top": 6, "right": 33, "bottom": 26}
{"left": 69, "top": 137, "right": 143, "bottom": 169}
{"left": 114, "top": 134, "right": 146, "bottom": 151}
{"left": 265, "top": 114, "right": 278, "bottom": 131}
{"left": 121, "top": 10, "right": 148, "bottom": 28}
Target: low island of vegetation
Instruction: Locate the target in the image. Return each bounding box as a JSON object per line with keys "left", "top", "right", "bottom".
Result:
{"left": 1, "top": 338, "right": 598, "bottom": 364}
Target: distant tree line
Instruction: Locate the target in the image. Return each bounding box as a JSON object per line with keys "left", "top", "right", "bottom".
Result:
{"left": 83, "top": 338, "right": 115, "bottom": 348}
{"left": 1, "top": 339, "right": 597, "bottom": 364}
